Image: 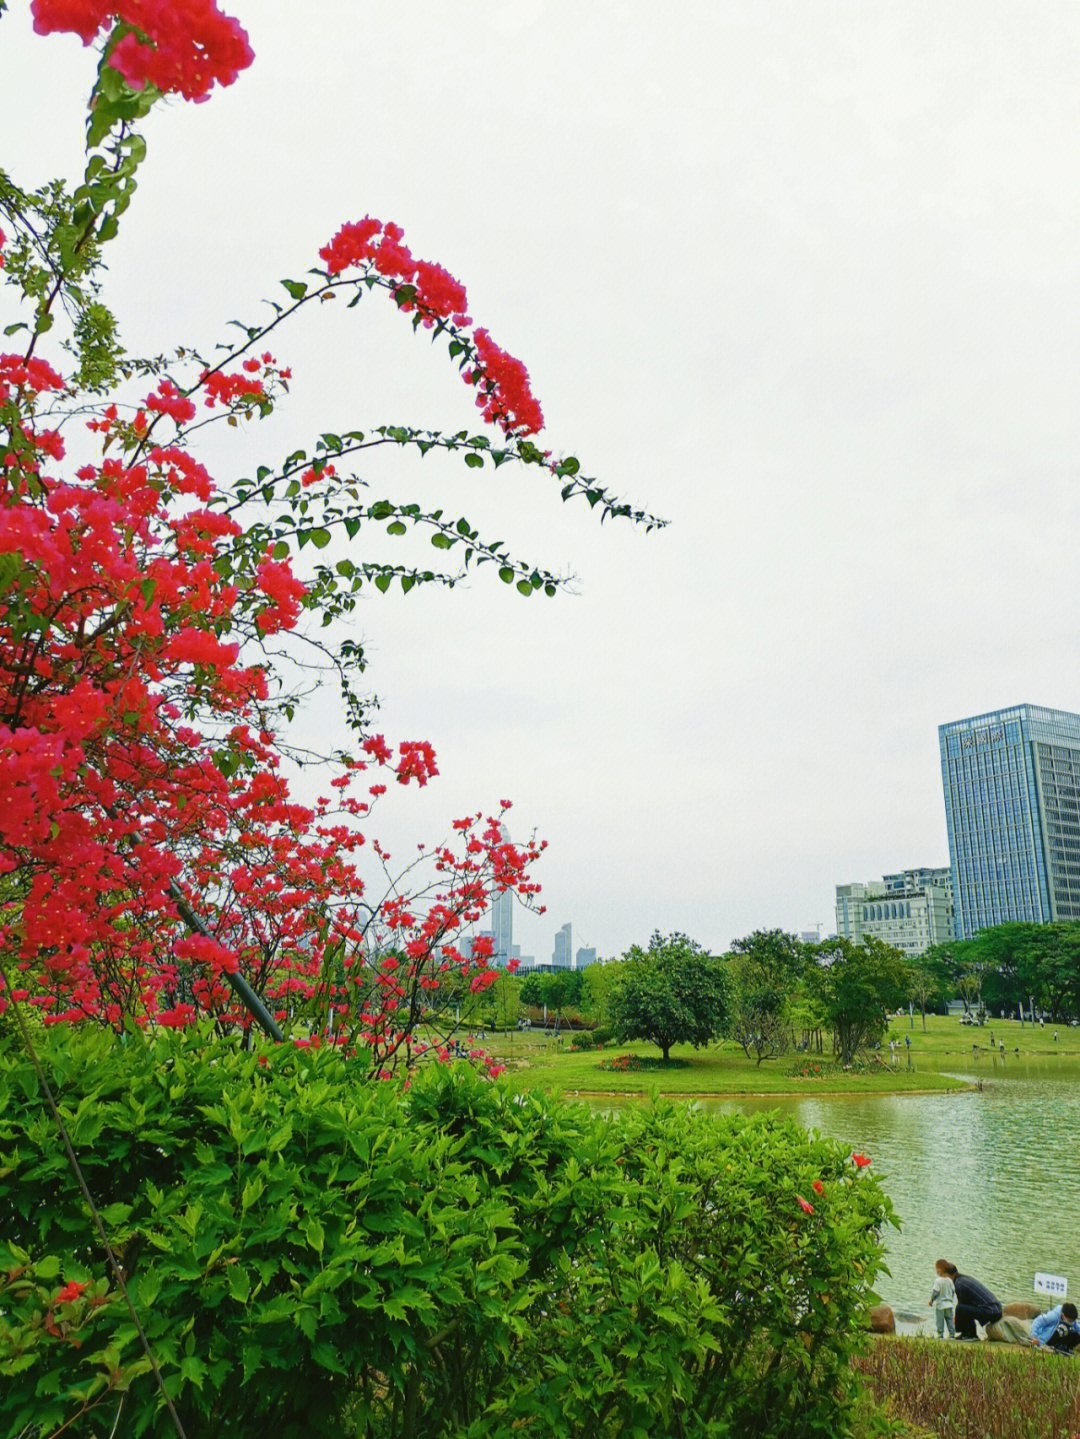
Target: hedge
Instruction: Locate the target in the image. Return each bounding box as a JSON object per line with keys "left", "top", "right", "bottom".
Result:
{"left": 1, "top": 1025, "right": 895, "bottom": 1437}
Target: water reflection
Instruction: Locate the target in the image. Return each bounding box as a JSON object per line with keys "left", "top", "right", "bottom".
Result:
{"left": 643, "top": 1057, "right": 1080, "bottom": 1324}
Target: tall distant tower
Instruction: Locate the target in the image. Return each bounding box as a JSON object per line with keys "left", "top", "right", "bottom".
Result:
{"left": 486, "top": 822, "right": 514, "bottom": 967}
{"left": 489, "top": 887, "right": 514, "bottom": 968}
{"left": 940, "top": 704, "right": 1080, "bottom": 939}
{"left": 553, "top": 923, "right": 572, "bottom": 968}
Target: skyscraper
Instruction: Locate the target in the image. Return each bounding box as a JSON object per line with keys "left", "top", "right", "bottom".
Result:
{"left": 939, "top": 704, "right": 1080, "bottom": 939}
{"left": 489, "top": 887, "right": 514, "bottom": 968}
{"left": 552, "top": 923, "right": 572, "bottom": 968}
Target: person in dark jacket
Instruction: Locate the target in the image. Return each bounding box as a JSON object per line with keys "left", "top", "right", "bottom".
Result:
{"left": 942, "top": 1262, "right": 1002, "bottom": 1340}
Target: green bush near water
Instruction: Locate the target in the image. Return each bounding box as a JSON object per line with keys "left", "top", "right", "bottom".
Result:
{"left": 2, "top": 1026, "right": 895, "bottom": 1437}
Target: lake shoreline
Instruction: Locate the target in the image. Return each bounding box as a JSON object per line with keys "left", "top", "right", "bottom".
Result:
{"left": 551, "top": 1082, "right": 978, "bottom": 1100}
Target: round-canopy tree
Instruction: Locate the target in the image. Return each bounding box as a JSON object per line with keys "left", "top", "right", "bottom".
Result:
{"left": 807, "top": 936, "right": 910, "bottom": 1065}
{"left": 610, "top": 931, "right": 727, "bottom": 1062}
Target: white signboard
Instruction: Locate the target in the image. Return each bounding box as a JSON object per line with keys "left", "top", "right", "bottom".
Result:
{"left": 1034, "top": 1272, "right": 1068, "bottom": 1299}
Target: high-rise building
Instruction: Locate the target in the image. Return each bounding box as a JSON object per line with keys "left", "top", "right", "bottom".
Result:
{"left": 552, "top": 923, "right": 572, "bottom": 968}
{"left": 835, "top": 868, "right": 953, "bottom": 955}
{"left": 575, "top": 947, "right": 597, "bottom": 969}
{"left": 940, "top": 704, "right": 1080, "bottom": 939}
{"left": 489, "top": 887, "right": 514, "bottom": 967}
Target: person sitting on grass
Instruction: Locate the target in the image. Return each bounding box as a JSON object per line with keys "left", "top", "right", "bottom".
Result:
{"left": 1030, "top": 1302, "right": 1080, "bottom": 1354}
{"left": 942, "top": 1262, "right": 1002, "bottom": 1340}
{"left": 928, "top": 1259, "right": 956, "bottom": 1338}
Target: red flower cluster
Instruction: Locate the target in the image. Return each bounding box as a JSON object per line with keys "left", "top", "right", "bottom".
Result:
{"left": 145, "top": 378, "right": 196, "bottom": 424}
{"left": 796, "top": 1195, "right": 815, "bottom": 1216}
{"left": 30, "top": 0, "right": 254, "bottom": 101}
{"left": 852, "top": 1152, "right": 872, "bottom": 1168}
{"left": 254, "top": 552, "right": 306, "bottom": 633}
{"left": 469, "top": 328, "right": 544, "bottom": 437}
{"left": 200, "top": 367, "right": 265, "bottom": 409}
{"left": 319, "top": 217, "right": 543, "bottom": 438}
{"left": 320, "top": 217, "right": 470, "bottom": 326}
{"left": 54, "top": 1281, "right": 88, "bottom": 1304}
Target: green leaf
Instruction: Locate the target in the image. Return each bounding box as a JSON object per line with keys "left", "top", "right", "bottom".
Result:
{"left": 180, "top": 1355, "right": 207, "bottom": 1390}
{"left": 242, "top": 1175, "right": 265, "bottom": 1212}
{"left": 516, "top": 579, "right": 532, "bottom": 596}
{"left": 386, "top": 521, "right": 407, "bottom": 536}
{"left": 271, "top": 541, "right": 290, "bottom": 560}
{"left": 374, "top": 574, "right": 391, "bottom": 594}
{"left": 227, "top": 1266, "right": 251, "bottom": 1304}
{"left": 308, "top": 528, "right": 332, "bottom": 550}
{"left": 430, "top": 533, "right": 453, "bottom": 550}
{"left": 281, "top": 279, "right": 308, "bottom": 301}
{"left": 464, "top": 453, "right": 484, "bottom": 469}
{"left": 499, "top": 567, "right": 515, "bottom": 584}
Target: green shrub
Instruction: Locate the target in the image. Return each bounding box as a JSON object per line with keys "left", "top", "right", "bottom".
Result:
{"left": 591, "top": 1025, "right": 612, "bottom": 1044}
{"left": 1, "top": 1026, "right": 895, "bottom": 1438}
{"left": 570, "top": 1030, "right": 594, "bottom": 1049}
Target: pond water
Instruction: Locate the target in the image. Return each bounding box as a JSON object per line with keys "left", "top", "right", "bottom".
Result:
{"left": 614, "top": 1055, "right": 1080, "bottom": 1330}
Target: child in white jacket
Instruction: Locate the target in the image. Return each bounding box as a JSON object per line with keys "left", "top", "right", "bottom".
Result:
{"left": 929, "top": 1259, "right": 957, "bottom": 1338}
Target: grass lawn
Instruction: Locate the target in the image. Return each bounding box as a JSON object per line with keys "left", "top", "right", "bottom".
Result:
{"left": 881, "top": 1009, "right": 1080, "bottom": 1061}
{"left": 475, "top": 1013, "right": 1080, "bottom": 1097}
{"left": 486, "top": 1035, "right": 966, "bottom": 1096}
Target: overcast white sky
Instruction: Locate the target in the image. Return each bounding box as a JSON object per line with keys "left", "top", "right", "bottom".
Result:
{"left": 4, "top": 3, "right": 1080, "bottom": 961}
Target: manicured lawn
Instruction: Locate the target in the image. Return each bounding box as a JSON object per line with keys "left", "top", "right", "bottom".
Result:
{"left": 485, "top": 1034, "right": 968, "bottom": 1096}
{"left": 881, "top": 1010, "right": 1080, "bottom": 1061}
{"left": 474, "top": 1012, "right": 1080, "bottom": 1096}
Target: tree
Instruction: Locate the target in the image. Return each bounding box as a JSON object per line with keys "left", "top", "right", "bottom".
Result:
{"left": 808, "top": 937, "right": 910, "bottom": 1066}
{"left": 0, "top": 0, "right": 660, "bottom": 1071}
{"left": 489, "top": 972, "right": 521, "bottom": 1032}
{"left": 906, "top": 949, "right": 948, "bottom": 1030}
{"left": 726, "top": 930, "right": 806, "bottom": 1064}
{"left": 518, "top": 970, "right": 582, "bottom": 1030}
{"left": 610, "top": 932, "right": 728, "bottom": 1062}
{"left": 581, "top": 959, "right": 619, "bottom": 1028}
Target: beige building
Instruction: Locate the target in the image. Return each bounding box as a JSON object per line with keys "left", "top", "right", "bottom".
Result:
{"left": 834, "top": 867, "right": 954, "bottom": 956}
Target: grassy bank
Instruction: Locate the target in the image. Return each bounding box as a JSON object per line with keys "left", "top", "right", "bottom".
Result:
{"left": 472, "top": 1011, "right": 1080, "bottom": 1096}
{"left": 855, "top": 1336, "right": 1080, "bottom": 1439}
{"left": 882, "top": 1010, "right": 1080, "bottom": 1062}
{"left": 487, "top": 1036, "right": 968, "bottom": 1096}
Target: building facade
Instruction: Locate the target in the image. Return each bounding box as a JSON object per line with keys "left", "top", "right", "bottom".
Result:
{"left": 940, "top": 705, "right": 1080, "bottom": 939}
{"left": 835, "top": 867, "right": 953, "bottom": 955}
{"left": 575, "top": 946, "right": 597, "bottom": 969}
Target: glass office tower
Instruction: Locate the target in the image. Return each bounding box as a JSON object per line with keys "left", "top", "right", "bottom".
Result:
{"left": 939, "top": 704, "right": 1080, "bottom": 939}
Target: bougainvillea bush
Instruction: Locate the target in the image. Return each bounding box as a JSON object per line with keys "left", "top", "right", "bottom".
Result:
{"left": 0, "top": 1027, "right": 896, "bottom": 1438}
{"left": 0, "top": 0, "right": 661, "bottom": 1059}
